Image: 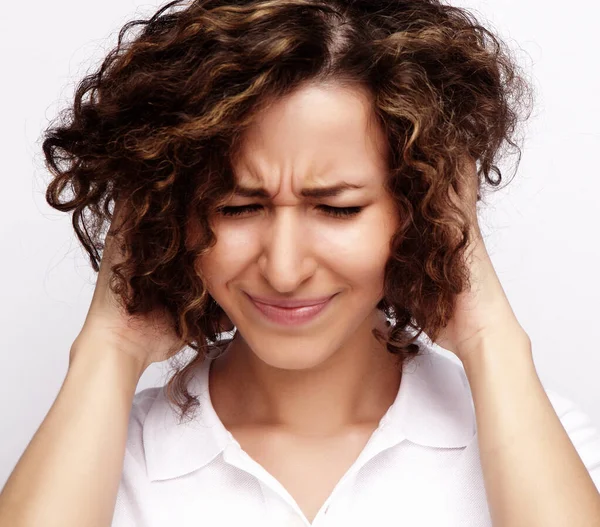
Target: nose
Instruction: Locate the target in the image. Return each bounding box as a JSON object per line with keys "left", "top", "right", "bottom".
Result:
{"left": 257, "top": 207, "right": 316, "bottom": 293}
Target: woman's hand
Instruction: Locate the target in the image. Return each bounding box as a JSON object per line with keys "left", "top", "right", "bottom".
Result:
{"left": 70, "top": 198, "right": 188, "bottom": 372}
{"left": 433, "top": 156, "right": 529, "bottom": 364}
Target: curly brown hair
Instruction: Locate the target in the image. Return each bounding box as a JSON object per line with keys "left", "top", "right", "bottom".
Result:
{"left": 42, "top": 0, "right": 534, "bottom": 423}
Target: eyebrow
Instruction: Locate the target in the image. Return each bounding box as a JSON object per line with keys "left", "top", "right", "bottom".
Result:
{"left": 232, "top": 182, "right": 366, "bottom": 199}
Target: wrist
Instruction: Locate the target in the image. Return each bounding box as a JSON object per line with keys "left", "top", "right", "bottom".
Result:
{"left": 460, "top": 326, "right": 534, "bottom": 378}
{"left": 69, "top": 337, "right": 147, "bottom": 384}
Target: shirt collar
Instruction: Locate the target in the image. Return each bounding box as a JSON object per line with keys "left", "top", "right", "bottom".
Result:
{"left": 143, "top": 345, "right": 476, "bottom": 482}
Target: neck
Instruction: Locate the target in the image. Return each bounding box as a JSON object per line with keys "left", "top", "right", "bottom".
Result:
{"left": 209, "top": 312, "right": 402, "bottom": 437}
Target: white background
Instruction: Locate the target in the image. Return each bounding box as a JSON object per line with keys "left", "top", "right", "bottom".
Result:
{"left": 1, "top": 0, "right": 598, "bottom": 487}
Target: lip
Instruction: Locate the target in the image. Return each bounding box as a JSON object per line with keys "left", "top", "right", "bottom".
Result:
{"left": 245, "top": 292, "right": 337, "bottom": 326}
{"left": 245, "top": 293, "right": 336, "bottom": 308}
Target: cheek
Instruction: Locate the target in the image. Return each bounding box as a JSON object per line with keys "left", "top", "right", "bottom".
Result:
{"left": 314, "top": 218, "right": 394, "bottom": 285}
{"left": 196, "top": 223, "right": 257, "bottom": 287}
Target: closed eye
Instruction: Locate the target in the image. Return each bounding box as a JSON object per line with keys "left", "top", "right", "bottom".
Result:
{"left": 217, "top": 204, "right": 363, "bottom": 219}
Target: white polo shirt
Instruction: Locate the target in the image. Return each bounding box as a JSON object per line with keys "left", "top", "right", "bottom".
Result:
{"left": 112, "top": 346, "right": 600, "bottom": 527}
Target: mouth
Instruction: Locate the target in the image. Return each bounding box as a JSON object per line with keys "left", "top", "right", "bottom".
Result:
{"left": 245, "top": 293, "right": 337, "bottom": 326}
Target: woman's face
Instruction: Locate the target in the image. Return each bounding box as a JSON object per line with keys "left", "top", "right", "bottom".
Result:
{"left": 198, "top": 83, "right": 399, "bottom": 370}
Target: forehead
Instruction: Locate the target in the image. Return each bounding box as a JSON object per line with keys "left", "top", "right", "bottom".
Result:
{"left": 232, "top": 83, "right": 389, "bottom": 195}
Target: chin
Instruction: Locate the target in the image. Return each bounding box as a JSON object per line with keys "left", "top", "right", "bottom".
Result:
{"left": 235, "top": 330, "right": 341, "bottom": 372}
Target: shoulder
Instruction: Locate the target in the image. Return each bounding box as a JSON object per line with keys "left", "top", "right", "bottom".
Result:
{"left": 123, "top": 386, "right": 163, "bottom": 470}
{"left": 112, "top": 387, "right": 163, "bottom": 525}
{"left": 130, "top": 386, "right": 162, "bottom": 425}
{"left": 425, "top": 349, "right": 600, "bottom": 492}
{"left": 413, "top": 346, "right": 473, "bottom": 391}
{"left": 452, "top": 358, "right": 600, "bottom": 493}
{"left": 124, "top": 346, "right": 227, "bottom": 460}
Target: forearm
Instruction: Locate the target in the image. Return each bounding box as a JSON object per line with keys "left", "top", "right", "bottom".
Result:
{"left": 0, "top": 343, "right": 144, "bottom": 527}
{"left": 462, "top": 329, "right": 600, "bottom": 527}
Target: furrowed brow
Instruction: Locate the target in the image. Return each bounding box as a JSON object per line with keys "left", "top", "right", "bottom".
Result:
{"left": 233, "top": 182, "right": 365, "bottom": 199}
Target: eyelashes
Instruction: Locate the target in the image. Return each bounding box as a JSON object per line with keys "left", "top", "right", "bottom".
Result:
{"left": 217, "top": 204, "right": 363, "bottom": 219}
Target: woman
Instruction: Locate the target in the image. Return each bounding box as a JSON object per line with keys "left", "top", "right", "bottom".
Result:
{"left": 1, "top": 0, "right": 599, "bottom": 525}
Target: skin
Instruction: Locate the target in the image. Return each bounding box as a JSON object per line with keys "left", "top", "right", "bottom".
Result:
{"left": 3, "top": 78, "right": 595, "bottom": 527}
{"left": 197, "top": 82, "right": 403, "bottom": 438}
